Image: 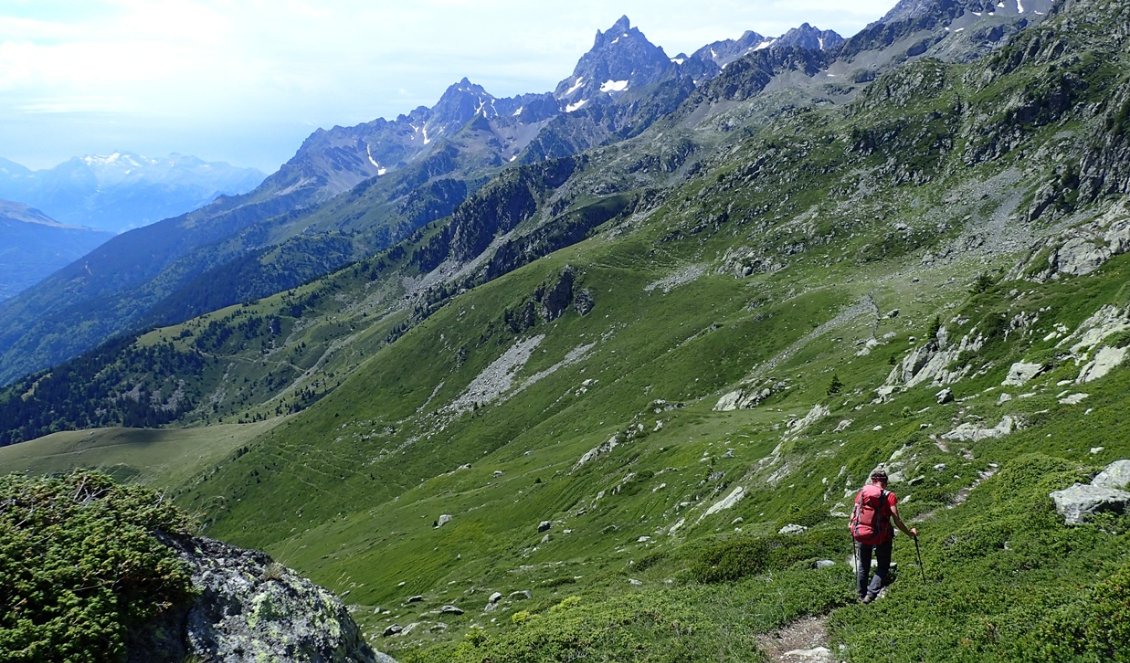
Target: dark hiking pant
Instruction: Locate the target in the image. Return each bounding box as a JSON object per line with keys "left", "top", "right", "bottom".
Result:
{"left": 856, "top": 539, "right": 892, "bottom": 598}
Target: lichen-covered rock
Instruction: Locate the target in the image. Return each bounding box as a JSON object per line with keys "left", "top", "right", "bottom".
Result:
{"left": 1050, "top": 460, "right": 1130, "bottom": 525}
{"left": 1050, "top": 484, "right": 1130, "bottom": 525}
{"left": 148, "top": 534, "right": 385, "bottom": 663}
{"left": 1093, "top": 460, "right": 1130, "bottom": 490}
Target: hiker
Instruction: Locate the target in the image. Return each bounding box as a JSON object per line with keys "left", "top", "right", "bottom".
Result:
{"left": 850, "top": 468, "right": 918, "bottom": 603}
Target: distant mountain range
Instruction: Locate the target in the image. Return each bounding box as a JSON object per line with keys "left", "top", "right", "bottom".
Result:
{"left": 0, "top": 153, "right": 265, "bottom": 233}
{"left": 0, "top": 15, "right": 857, "bottom": 385}
{"left": 0, "top": 1, "right": 1053, "bottom": 387}
{"left": 0, "top": 201, "right": 112, "bottom": 300}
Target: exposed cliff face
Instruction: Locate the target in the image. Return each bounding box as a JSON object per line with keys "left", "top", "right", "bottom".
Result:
{"left": 133, "top": 535, "right": 389, "bottom": 663}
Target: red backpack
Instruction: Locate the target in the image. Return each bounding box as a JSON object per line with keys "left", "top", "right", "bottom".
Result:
{"left": 850, "top": 484, "right": 891, "bottom": 545}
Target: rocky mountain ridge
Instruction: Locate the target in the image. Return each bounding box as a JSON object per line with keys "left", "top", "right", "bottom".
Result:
{"left": 0, "top": 14, "right": 852, "bottom": 387}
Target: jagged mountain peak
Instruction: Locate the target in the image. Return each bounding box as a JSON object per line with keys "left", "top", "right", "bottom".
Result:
{"left": 690, "top": 23, "right": 842, "bottom": 69}
{"left": 554, "top": 16, "right": 674, "bottom": 110}
{"left": 610, "top": 14, "right": 631, "bottom": 31}
{"left": 594, "top": 15, "right": 634, "bottom": 46}
{"left": 429, "top": 77, "right": 501, "bottom": 131}
{"left": 446, "top": 77, "right": 487, "bottom": 95}
{"left": 695, "top": 30, "right": 770, "bottom": 58}
{"left": 775, "top": 23, "right": 845, "bottom": 51}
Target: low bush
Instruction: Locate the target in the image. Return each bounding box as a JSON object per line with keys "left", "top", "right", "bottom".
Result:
{"left": 0, "top": 472, "right": 195, "bottom": 663}
{"left": 1012, "top": 559, "right": 1130, "bottom": 661}
{"left": 690, "top": 527, "right": 846, "bottom": 583}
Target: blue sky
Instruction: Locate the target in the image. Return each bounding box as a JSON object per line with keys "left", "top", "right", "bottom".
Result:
{"left": 1, "top": 0, "right": 895, "bottom": 173}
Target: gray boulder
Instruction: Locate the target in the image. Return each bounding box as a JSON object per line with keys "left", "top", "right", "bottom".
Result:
{"left": 1052, "top": 237, "right": 1111, "bottom": 277}
{"left": 1050, "top": 484, "right": 1130, "bottom": 525}
{"left": 1002, "top": 362, "right": 1045, "bottom": 386}
{"left": 1076, "top": 346, "right": 1128, "bottom": 383}
{"left": 1094, "top": 460, "right": 1130, "bottom": 490}
{"left": 147, "top": 534, "right": 385, "bottom": 662}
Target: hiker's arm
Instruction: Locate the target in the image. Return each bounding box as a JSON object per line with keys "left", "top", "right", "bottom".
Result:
{"left": 890, "top": 504, "right": 918, "bottom": 538}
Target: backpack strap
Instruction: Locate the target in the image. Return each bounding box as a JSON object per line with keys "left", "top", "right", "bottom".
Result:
{"left": 878, "top": 489, "right": 889, "bottom": 538}
{"left": 850, "top": 489, "right": 860, "bottom": 538}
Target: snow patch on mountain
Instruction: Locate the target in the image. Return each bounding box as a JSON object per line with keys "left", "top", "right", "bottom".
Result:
{"left": 365, "top": 145, "right": 387, "bottom": 176}
{"left": 563, "top": 77, "right": 585, "bottom": 97}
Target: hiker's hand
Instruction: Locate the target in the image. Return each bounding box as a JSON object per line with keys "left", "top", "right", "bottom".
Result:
{"left": 910, "top": 527, "right": 919, "bottom": 538}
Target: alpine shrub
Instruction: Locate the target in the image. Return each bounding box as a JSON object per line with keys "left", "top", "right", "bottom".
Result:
{"left": 0, "top": 472, "right": 195, "bottom": 663}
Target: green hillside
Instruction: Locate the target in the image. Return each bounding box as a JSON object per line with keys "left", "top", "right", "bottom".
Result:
{"left": 4, "top": 0, "right": 1130, "bottom": 660}
{"left": 0, "top": 420, "right": 281, "bottom": 489}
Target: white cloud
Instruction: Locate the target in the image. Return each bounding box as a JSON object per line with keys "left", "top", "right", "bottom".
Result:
{"left": 0, "top": 0, "right": 899, "bottom": 170}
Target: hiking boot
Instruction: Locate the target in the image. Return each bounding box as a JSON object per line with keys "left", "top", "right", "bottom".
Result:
{"left": 862, "top": 593, "right": 877, "bottom": 604}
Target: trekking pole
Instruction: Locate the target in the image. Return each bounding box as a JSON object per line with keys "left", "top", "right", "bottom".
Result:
{"left": 913, "top": 535, "right": 926, "bottom": 582}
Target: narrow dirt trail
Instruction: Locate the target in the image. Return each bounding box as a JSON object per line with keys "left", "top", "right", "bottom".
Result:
{"left": 757, "top": 615, "right": 834, "bottom": 662}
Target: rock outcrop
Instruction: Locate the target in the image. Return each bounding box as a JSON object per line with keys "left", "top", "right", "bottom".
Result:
{"left": 135, "top": 534, "right": 388, "bottom": 663}
{"left": 1050, "top": 460, "right": 1130, "bottom": 525}
{"left": 941, "top": 416, "right": 1017, "bottom": 442}
{"left": 1021, "top": 209, "right": 1130, "bottom": 281}
{"left": 880, "top": 326, "right": 984, "bottom": 396}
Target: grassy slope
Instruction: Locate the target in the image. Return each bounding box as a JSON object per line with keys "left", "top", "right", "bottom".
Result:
{"left": 0, "top": 420, "right": 282, "bottom": 489}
